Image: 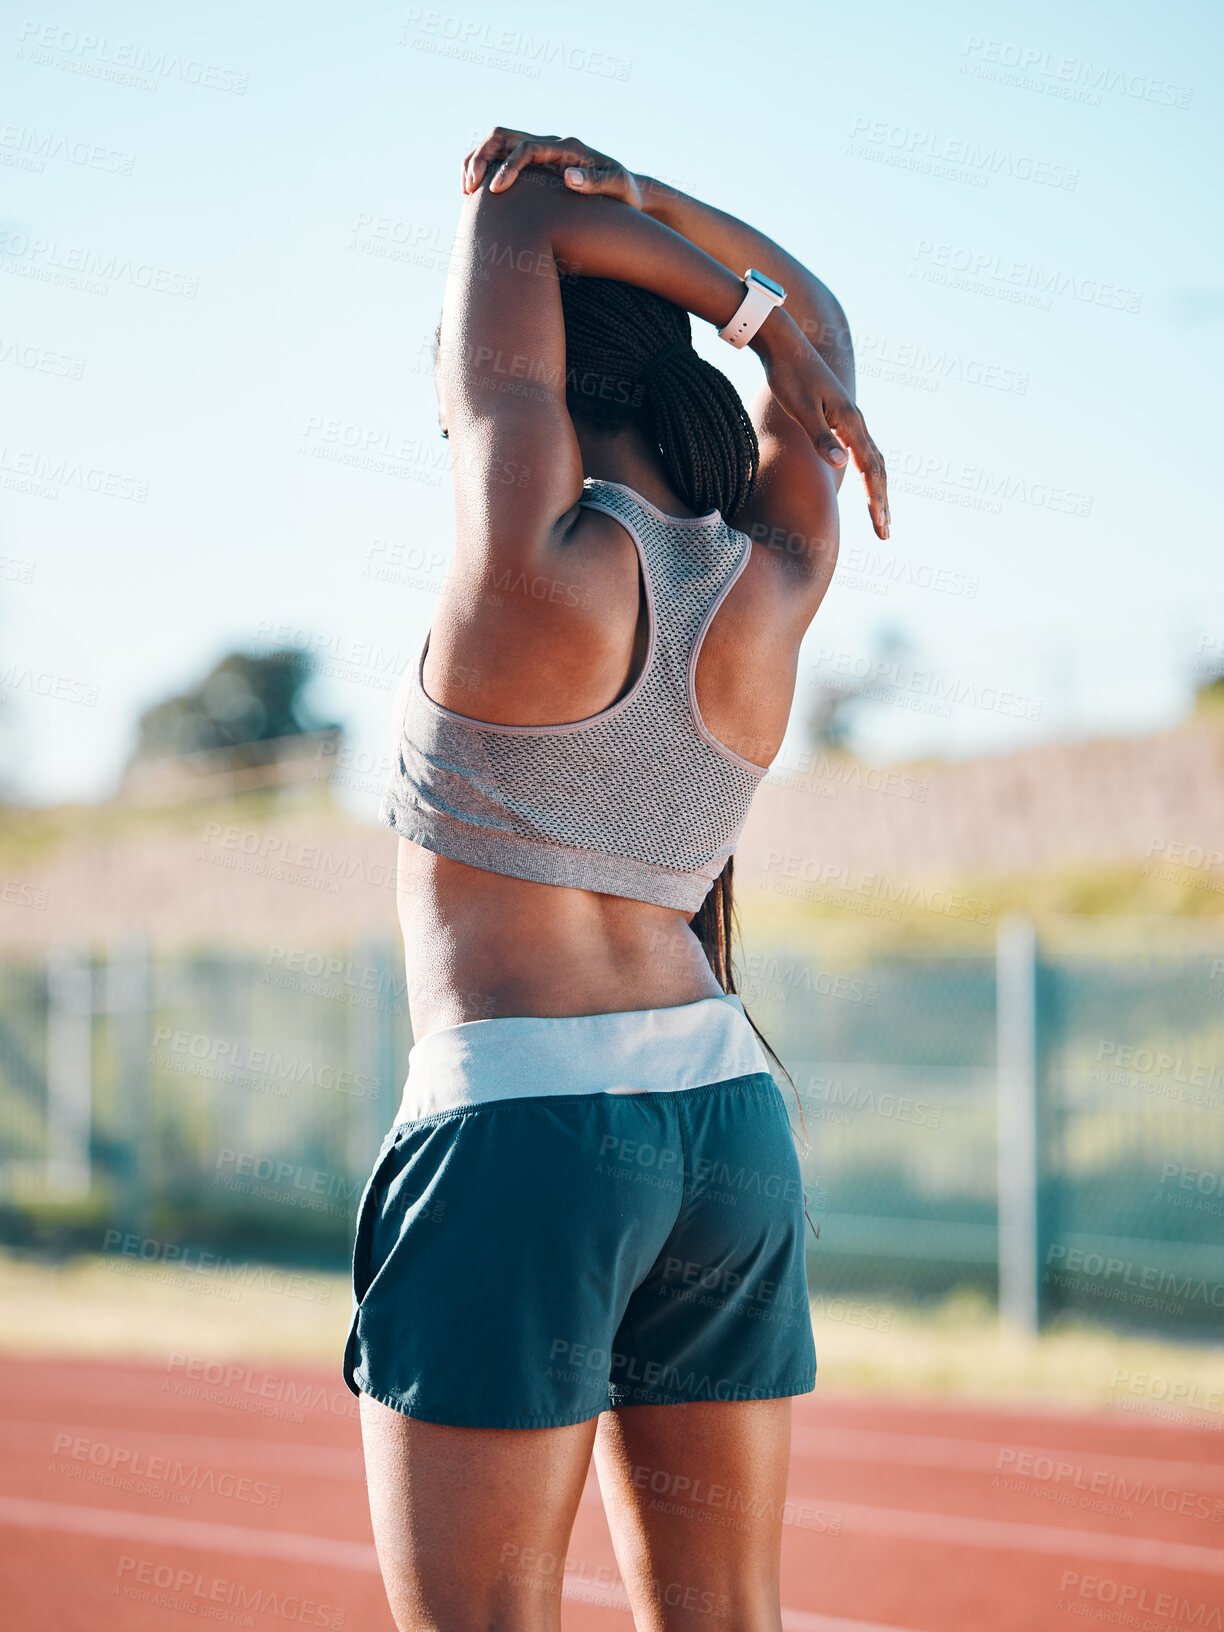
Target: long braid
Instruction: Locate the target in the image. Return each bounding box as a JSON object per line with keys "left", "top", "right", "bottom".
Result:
{"left": 559, "top": 277, "right": 759, "bottom": 518}
{"left": 690, "top": 855, "right": 814, "bottom": 1222}
{"left": 558, "top": 277, "right": 813, "bottom": 1220}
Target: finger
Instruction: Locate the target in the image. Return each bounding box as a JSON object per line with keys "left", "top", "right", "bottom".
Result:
{"left": 563, "top": 164, "right": 621, "bottom": 197}
{"left": 852, "top": 429, "right": 890, "bottom": 539}
{"left": 834, "top": 407, "right": 890, "bottom": 538}
{"left": 807, "top": 411, "right": 849, "bottom": 469}
{"left": 464, "top": 128, "right": 528, "bottom": 192}
{"left": 466, "top": 141, "right": 507, "bottom": 192}
{"left": 489, "top": 137, "right": 578, "bottom": 192}
{"left": 490, "top": 139, "right": 565, "bottom": 191}
{"left": 463, "top": 132, "right": 497, "bottom": 193}
{"left": 868, "top": 444, "right": 890, "bottom": 538}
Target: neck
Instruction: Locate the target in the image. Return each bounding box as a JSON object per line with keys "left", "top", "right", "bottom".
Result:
{"left": 573, "top": 422, "right": 701, "bottom": 519}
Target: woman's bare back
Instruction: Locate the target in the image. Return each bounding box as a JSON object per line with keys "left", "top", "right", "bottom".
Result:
{"left": 399, "top": 437, "right": 836, "bottom": 1041}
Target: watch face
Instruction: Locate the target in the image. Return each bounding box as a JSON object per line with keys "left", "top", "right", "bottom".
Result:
{"left": 747, "top": 268, "right": 786, "bottom": 299}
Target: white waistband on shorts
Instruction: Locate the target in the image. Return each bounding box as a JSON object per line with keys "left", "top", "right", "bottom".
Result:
{"left": 394, "top": 992, "right": 770, "bottom": 1123}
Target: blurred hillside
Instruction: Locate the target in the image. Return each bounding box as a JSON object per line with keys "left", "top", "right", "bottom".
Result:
{"left": 743, "top": 707, "right": 1222, "bottom": 885}
{"left": 736, "top": 702, "right": 1224, "bottom": 945}
{"left": 1, "top": 709, "right": 1221, "bottom": 953}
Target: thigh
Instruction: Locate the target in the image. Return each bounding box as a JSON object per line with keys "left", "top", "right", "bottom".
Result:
{"left": 593, "top": 1398, "right": 793, "bottom": 1632}
{"left": 360, "top": 1391, "right": 598, "bottom": 1632}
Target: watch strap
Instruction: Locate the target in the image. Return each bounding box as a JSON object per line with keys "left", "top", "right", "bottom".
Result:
{"left": 717, "top": 271, "right": 785, "bottom": 349}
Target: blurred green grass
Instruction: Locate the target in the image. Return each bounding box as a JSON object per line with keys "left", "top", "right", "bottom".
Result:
{"left": 739, "top": 854, "right": 1224, "bottom": 957}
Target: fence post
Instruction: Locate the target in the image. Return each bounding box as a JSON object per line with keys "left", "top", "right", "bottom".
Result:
{"left": 373, "top": 940, "right": 402, "bottom": 1144}
{"left": 45, "top": 945, "right": 93, "bottom": 1195}
{"left": 109, "top": 934, "right": 152, "bottom": 1239}
{"left": 996, "top": 916, "right": 1047, "bottom": 1333}
{"left": 349, "top": 939, "right": 402, "bottom": 1177}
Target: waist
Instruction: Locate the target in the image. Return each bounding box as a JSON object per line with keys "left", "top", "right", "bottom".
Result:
{"left": 394, "top": 992, "right": 771, "bottom": 1124}
{"left": 397, "top": 836, "right": 722, "bottom": 1032}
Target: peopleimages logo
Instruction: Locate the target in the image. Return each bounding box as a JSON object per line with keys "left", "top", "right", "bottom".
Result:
{"left": 162, "top": 1354, "right": 359, "bottom": 1422}
{"left": 15, "top": 22, "right": 250, "bottom": 94}
{"left": 51, "top": 1433, "right": 282, "bottom": 1509}
{"left": 0, "top": 229, "right": 199, "bottom": 297}
{"left": 1057, "top": 1572, "right": 1220, "bottom": 1627}
{"left": 959, "top": 35, "right": 1193, "bottom": 110}
{"left": 102, "top": 1232, "right": 333, "bottom": 1304}
{"left": 848, "top": 115, "right": 1079, "bottom": 190}
{"left": 151, "top": 1026, "right": 379, "bottom": 1100}
{"left": 214, "top": 1148, "right": 362, "bottom": 1211}
{"left": 115, "top": 1557, "right": 344, "bottom": 1627}
{"left": 1111, "top": 1368, "right": 1224, "bottom": 1416}
{"left": 546, "top": 1339, "right": 786, "bottom": 1402}
{"left": 911, "top": 239, "right": 1142, "bottom": 314}
{"left": 1045, "top": 1243, "right": 1224, "bottom": 1309}
{"left": 0, "top": 120, "right": 135, "bottom": 175}
{"left": 995, "top": 1447, "right": 1223, "bottom": 1522}
{"left": 399, "top": 9, "right": 632, "bottom": 81}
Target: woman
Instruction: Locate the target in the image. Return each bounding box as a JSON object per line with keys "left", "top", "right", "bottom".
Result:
{"left": 344, "top": 129, "right": 889, "bottom": 1631}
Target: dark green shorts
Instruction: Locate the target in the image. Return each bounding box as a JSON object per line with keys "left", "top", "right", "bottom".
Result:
{"left": 342, "top": 996, "right": 816, "bottom": 1429}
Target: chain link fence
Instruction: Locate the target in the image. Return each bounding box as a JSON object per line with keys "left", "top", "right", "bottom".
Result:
{"left": 1, "top": 926, "right": 1222, "bottom": 1338}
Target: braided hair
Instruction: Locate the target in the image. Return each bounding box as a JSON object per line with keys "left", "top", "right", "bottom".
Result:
{"left": 558, "top": 277, "right": 809, "bottom": 1177}
{"left": 558, "top": 276, "right": 759, "bottom": 520}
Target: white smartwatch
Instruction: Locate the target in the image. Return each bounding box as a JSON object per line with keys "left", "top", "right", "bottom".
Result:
{"left": 717, "top": 267, "right": 787, "bottom": 348}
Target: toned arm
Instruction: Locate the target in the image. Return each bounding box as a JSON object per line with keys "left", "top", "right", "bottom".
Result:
{"left": 439, "top": 168, "right": 865, "bottom": 575}
{"left": 638, "top": 176, "right": 856, "bottom": 395}
{"left": 458, "top": 132, "right": 888, "bottom": 593}
{"left": 631, "top": 176, "right": 880, "bottom": 621}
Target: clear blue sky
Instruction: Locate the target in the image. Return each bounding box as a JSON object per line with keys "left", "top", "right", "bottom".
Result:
{"left": 1, "top": 0, "right": 1220, "bottom": 812}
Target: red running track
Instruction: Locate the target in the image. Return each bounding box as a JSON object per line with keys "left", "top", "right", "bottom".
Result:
{"left": 2, "top": 1355, "right": 1223, "bottom": 1631}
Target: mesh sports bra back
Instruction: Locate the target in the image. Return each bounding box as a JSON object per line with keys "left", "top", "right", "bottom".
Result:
{"left": 378, "top": 477, "right": 770, "bottom": 912}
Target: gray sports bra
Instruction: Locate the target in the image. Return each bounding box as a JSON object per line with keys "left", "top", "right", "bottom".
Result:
{"left": 378, "top": 478, "right": 769, "bottom": 912}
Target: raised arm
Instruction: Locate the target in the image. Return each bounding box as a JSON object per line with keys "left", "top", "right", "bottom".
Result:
{"left": 637, "top": 178, "right": 856, "bottom": 396}
{"left": 467, "top": 135, "right": 854, "bottom": 386}
{"left": 627, "top": 171, "right": 874, "bottom": 588}
{"left": 440, "top": 170, "right": 757, "bottom": 571}
{"left": 442, "top": 163, "right": 888, "bottom": 586}
{"left": 462, "top": 128, "right": 889, "bottom": 573}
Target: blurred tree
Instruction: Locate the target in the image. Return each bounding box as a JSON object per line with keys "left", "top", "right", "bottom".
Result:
{"left": 1194, "top": 667, "right": 1224, "bottom": 714}
{"left": 130, "top": 649, "right": 342, "bottom": 763}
